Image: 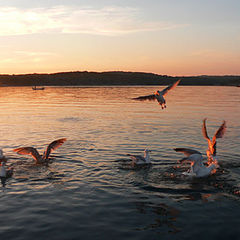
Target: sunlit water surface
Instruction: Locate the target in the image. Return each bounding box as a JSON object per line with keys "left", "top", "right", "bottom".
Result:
{"left": 0, "top": 86, "right": 239, "bottom": 240}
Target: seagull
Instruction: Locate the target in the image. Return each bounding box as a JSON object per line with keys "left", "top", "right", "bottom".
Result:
{"left": 202, "top": 118, "right": 226, "bottom": 164}
{"left": 173, "top": 118, "right": 226, "bottom": 177}
{"left": 127, "top": 149, "right": 152, "bottom": 167}
{"left": 132, "top": 79, "right": 181, "bottom": 109}
{"left": 13, "top": 138, "right": 67, "bottom": 164}
{"left": 174, "top": 148, "right": 218, "bottom": 178}
{"left": 0, "top": 149, "right": 13, "bottom": 179}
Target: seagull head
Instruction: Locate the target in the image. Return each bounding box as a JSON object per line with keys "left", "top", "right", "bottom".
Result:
{"left": 144, "top": 149, "right": 151, "bottom": 153}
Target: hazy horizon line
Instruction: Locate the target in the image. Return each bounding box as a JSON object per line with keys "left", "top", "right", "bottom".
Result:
{"left": 1, "top": 70, "right": 240, "bottom": 77}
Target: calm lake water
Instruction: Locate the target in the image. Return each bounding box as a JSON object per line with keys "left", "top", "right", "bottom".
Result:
{"left": 0, "top": 86, "right": 239, "bottom": 240}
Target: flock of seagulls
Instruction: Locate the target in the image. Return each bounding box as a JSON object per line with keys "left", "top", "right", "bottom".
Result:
{"left": 129, "top": 79, "right": 227, "bottom": 177}
{"left": 0, "top": 80, "right": 227, "bottom": 182}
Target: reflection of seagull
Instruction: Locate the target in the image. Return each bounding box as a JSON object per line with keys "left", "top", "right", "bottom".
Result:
{"left": 0, "top": 149, "right": 13, "bottom": 178}
{"left": 174, "top": 148, "right": 218, "bottom": 178}
{"left": 202, "top": 118, "right": 226, "bottom": 163}
{"left": 13, "top": 138, "right": 67, "bottom": 164}
{"left": 132, "top": 79, "right": 181, "bottom": 109}
{"left": 127, "top": 149, "right": 151, "bottom": 167}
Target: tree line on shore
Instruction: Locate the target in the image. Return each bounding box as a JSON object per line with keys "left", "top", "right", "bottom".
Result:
{"left": 0, "top": 71, "right": 239, "bottom": 86}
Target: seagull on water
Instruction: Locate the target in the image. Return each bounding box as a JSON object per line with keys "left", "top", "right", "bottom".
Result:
{"left": 127, "top": 149, "right": 152, "bottom": 167}
{"left": 0, "top": 149, "right": 13, "bottom": 179}
{"left": 202, "top": 118, "right": 226, "bottom": 164}
{"left": 174, "top": 148, "right": 218, "bottom": 178}
{"left": 173, "top": 119, "right": 226, "bottom": 177}
{"left": 13, "top": 138, "right": 67, "bottom": 164}
{"left": 132, "top": 79, "right": 181, "bottom": 109}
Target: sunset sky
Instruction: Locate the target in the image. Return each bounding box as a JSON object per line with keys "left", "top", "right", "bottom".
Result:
{"left": 0, "top": 0, "right": 239, "bottom": 76}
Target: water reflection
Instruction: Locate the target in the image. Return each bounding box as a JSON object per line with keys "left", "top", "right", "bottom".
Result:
{"left": 134, "top": 201, "right": 181, "bottom": 234}
{"left": 1, "top": 177, "right": 9, "bottom": 188}
{"left": 0, "top": 156, "right": 69, "bottom": 192}
{"left": 0, "top": 86, "right": 239, "bottom": 239}
{"left": 139, "top": 163, "right": 240, "bottom": 201}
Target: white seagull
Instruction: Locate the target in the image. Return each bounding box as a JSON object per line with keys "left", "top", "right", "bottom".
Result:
{"left": 174, "top": 148, "right": 218, "bottom": 178}
{"left": 0, "top": 149, "right": 13, "bottom": 178}
{"left": 202, "top": 118, "right": 226, "bottom": 164}
{"left": 13, "top": 138, "right": 67, "bottom": 164}
{"left": 132, "top": 79, "right": 181, "bottom": 109}
{"left": 127, "top": 149, "right": 152, "bottom": 167}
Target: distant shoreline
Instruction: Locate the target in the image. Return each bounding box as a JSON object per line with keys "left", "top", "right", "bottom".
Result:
{"left": 0, "top": 71, "right": 239, "bottom": 86}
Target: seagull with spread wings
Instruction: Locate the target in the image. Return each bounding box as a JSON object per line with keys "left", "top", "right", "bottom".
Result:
{"left": 13, "top": 138, "right": 67, "bottom": 164}
{"left": 173, "top": 119, "right": 226, "bottom": 177}
{"left": 174, "top": 148, "right": 218, "bottom": 177}
{"left": 202, "top": 118, "right": 226, "bottom": 164}
{"left": 132, "top": 79, "right": 181, "bottom": 109}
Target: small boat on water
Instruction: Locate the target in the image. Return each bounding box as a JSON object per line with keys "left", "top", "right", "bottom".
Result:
{"left": 32, "top": 86, "right": 45, "bottom": 90}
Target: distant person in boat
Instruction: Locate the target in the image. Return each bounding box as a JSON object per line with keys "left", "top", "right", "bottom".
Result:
{"left": 32, "top": 86, "right": 45, "bottom": 90}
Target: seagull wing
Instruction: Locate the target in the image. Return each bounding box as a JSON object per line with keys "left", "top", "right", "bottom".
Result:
{"left": 211, "top": 120, "right": 226, "bottom": 155}
{"left": 161, "top": 79, "right": 181, "bottom": 97}
{"left": 213, "top": 120, "right": 226, "bottom": 140}
{"left": 13, "top": 147, "right": 41, "bottom": 162}
{"left": 202, "top": 118, "right": 214, "bottom": 153}
{"left": 174, "top": 148, "right": 202, "bottom": 157}
{"left": 127, "top": 154, "right": 146, "bottom": 162}
{"left": 202, "top": 118, "right": 210, "bottom": 140}
{"left": 43, "top": 138, "right": 67, "bottom": 160}
{"left": 132, "top": 94, "right": 156, "bottom": 101}
{"left": 203, "top": 119, "right": 226, "bottom": 156}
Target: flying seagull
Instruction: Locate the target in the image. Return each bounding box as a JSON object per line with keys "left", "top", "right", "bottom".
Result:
{"left": 174, "top": 148, "right": 218, "bottom": 178}
{"left": 127, "top": 149, "right": 151, "bottom": 167}
{"left": 13, "top": 138, "right": 67, "bottom": 164}
{"left": 202, "top": 118, "right": 226, "bottom": 163}
{"left": 132, "top": 79, "right": 181, "bottom": 109}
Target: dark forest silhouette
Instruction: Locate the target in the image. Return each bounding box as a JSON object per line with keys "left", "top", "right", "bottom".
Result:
{"left": 0, "top": 71, "right": 239, "bottom": 86}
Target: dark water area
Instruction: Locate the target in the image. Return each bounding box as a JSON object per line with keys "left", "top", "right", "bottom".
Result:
{"left": 0, "top": 86, "right": 239, "bottom": 240}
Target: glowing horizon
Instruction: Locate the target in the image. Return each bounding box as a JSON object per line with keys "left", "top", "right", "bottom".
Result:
{"left": 0, "top": 1, "right": 239, "bottom": 76}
